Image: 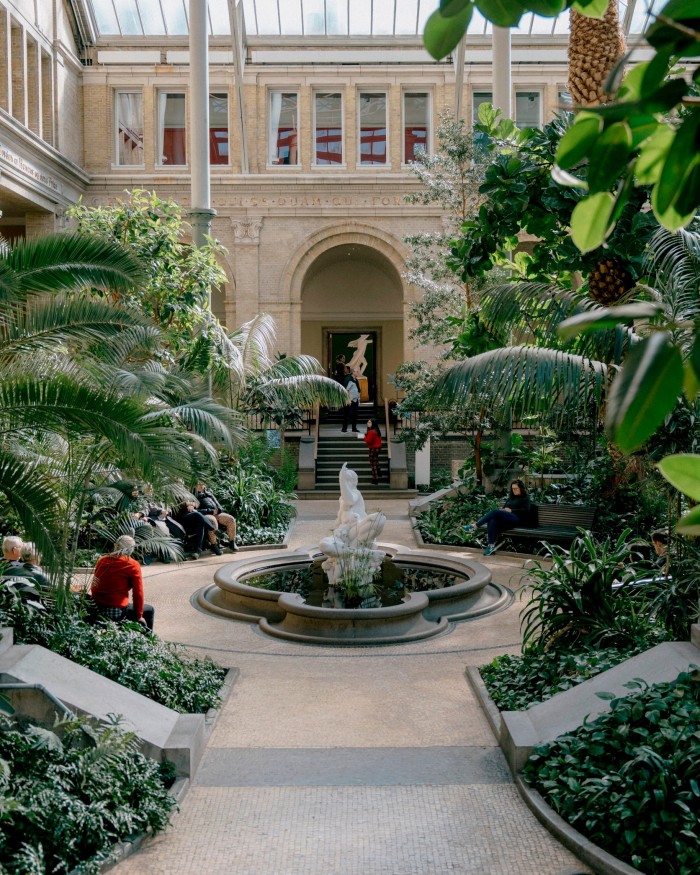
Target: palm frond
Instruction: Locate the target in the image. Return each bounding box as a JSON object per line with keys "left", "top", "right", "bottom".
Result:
{"left": 0, "top": 297, "right": 159, "bottom": 364}
{"left": 0, "top": 452, "right": 62, "bottom": 570}
{"left": 254, "top": 373, "right": 348, "bottom": 409}
{"left": 0, "top": 233, "right": 145, "bottom": 298}
{"left": 430, "top": 345, "right": 607, "bottom": 423}
{"left": 140, "top": 397, "right": 245, "bottom": 449}
{"left": 228, "top": 314, "right": 278, "bottom": 375}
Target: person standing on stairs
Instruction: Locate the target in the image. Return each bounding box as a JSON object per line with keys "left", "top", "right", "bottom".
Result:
{"left": 341, "top": 365, "right": 360, "bottom": 433}
{"left": 363, "top": 418, "right": 383, "bottom": 484}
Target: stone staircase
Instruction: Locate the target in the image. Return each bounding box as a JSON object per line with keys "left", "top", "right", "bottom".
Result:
{"left": 315, "top": 406, "right": 389, "bottom": 491}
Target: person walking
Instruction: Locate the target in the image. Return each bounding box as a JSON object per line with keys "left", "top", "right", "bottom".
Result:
{"left": 341, "top": 365, "right": 360, "bottom": 433}
{"left": 363, "top": 419, "right": 383, "bottom": 485}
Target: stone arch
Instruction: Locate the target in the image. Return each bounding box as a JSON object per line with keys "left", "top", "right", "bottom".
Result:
{"left": 283, "top": 223, "right": 409, "bottom": 307}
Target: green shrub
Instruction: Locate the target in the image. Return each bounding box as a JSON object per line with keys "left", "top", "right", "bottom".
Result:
{"left": 522, "top": 670, "right": 700, "bottom": 875}
{"left": 480, "top": 645, "right": 648, "bottom": 712}
{"left": 0, "top": 590, "right": 225, "bottom": 714}
{"left": 413, "top": 491, "right": 499, "bottom": 546}
{"left": 0, "top": 712, "right": 176, "bottom": 874}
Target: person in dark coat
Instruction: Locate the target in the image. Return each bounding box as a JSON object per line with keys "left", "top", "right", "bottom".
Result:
{"left": 464, "top": 479, "right": 533, "bottom": 557}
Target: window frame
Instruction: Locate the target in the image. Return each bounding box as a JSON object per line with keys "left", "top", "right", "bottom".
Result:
{"left": 113, "top": 89, "right": 145, "bottom": 169}
{"left": 357, "top": 89, "right": 389, "bottom": 168}
{"left": 312, "top": 89, "right": 345, "bottom": 168}
{"left": 156, "top": 89, "right": 188, "bottom": 168}
{"left": 267, "top": 89, "right": 300, "bottom": 169}
{"left": 209, "top": 91, "right": 230, "bottom": 167}
{"left": 401, "top": 89, "right": 432, "bottom": 166}
{"left": 515, "top": 90, "right": 543, "bottom": 129}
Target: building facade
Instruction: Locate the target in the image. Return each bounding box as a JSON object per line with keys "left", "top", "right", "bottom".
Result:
{"left": 1, "top": 0, "right": 606, "bottom": 402}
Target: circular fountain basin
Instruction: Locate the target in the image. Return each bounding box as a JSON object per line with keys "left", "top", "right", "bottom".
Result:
{"left": 196, "top": 543, "right": 511, "bottom": 645}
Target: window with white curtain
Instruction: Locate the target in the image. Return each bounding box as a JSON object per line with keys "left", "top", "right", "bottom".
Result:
{"left": 157, "top": 92, "right": 187, "bottom": 166}
{"left": 268, "top": 92, "right": 299, "bottom": 166}
{"left": 115, "top": 91, "right": 144, "bottom": 166}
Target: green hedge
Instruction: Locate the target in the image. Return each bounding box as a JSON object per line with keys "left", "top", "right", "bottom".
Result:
{"left": 522, "top": 670, "right": 700, "bottom": 875}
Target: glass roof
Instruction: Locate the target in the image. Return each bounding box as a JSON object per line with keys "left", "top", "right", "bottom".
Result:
{"left": 87, "top": 0, "right": 661, "bottom": 39}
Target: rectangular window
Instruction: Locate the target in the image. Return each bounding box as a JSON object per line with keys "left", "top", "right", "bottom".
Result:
{"left": 403, "top": 92, "right": 429, "bottom": 163}
{"left": 210, "top": 92, "right": 229, "bottom": 165}
{"left": 358, "top": 92, "right": 387, "bottom": 165}
{"left": 515, "top": 92, "right": 541, "bottom": 128}
{"left": 268, "top": 92, "right": 299, "bottom": 166}
{"left": 472, "top": 91, "right": 492, "bottom": 124}
{"left": 314, "top": 92, "right": 343, "bottom": 165}
{"left": 115, "top": 91, "right": 144, "bottom": 166}
{"left": 157, "top": 92, "right": 186, "bottom": 166}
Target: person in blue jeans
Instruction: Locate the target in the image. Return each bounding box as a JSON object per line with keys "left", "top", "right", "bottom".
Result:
{"left": 464, "top": 480, "right": 532, "bottom": 556}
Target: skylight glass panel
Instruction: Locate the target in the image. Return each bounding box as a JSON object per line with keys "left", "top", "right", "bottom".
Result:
{"left": 304, "top": 0, "right": 326, "bottom": 35}
{"left": 326, "top": 0, "right": 349, "bottom": 35}
{"left": 255, "top": 0, "right": 281, "bottom": 35}
{"left": 349, "top": 0, "right": 372, "bottom": 35}
{"left": 162, "top": 1, "right": 189, "bottom": 35}
{"left": 395, "top": 0, "right": 419, "bottom": 34}
{"left": 208, "top": 0, "right": 231, "bottom": 35}
{"left": 242, "top": 0, "right": 258, "bottom": 34}
{"left": 137, "top": 1, "right": 166, "bottom": 35}
{"left": 512, "top": 13, "right": 534, "bottom": 34}
{"left": 630, "top": 0, "right": 664, "bottom": 33}
{"left": 417, "top": 0, "right": 439, "bottom": 34}
{"left": 373, "top": 0, "right": 395, "bottom": 35}
{"left": 468, "top": 8, "right": 489, "bottom": 34}
{"left": 530, "top": 13, "right": 557, "bottom": 34}
{"left": 553, "top": 11, "right": 570, "bottom": 33}
{"left": 117, "top": 0, "right": 143, "bottom": 35}
{"left": 279, "top": 0, "right": 303, "bottom": 35}
{"left": 91, "top": 0, "right": 120, "bottom": 34}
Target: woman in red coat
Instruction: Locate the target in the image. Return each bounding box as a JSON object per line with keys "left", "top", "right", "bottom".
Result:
{"left": 363, "top": 419, "right": 383, "bottom": 485}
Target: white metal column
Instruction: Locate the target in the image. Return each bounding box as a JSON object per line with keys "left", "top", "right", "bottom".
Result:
{"left": 492, "top": 26, "right": 512, "bottom": 119}
{"left": 189, "top": 0, "right": 216, "bottom": 247}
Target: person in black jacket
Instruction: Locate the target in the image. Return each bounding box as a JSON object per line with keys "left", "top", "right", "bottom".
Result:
{"left": 464, "top": 480, "right": 533, "bottom": 557}
{"left": 194, "top": 482, "right": 238, "bottom": 553}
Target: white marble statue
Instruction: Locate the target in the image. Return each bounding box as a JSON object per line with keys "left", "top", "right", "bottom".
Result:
{"left": 319, "top": 464, "right": 386, "bottom": 598}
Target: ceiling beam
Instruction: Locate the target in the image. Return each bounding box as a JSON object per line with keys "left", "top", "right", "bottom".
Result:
{"left": 227, "top": 0, "right": 249, "bottom": 173}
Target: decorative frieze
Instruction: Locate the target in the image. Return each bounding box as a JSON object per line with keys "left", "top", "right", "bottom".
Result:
{"left": 231, "top": 217, "right": 263, "bottom": 243}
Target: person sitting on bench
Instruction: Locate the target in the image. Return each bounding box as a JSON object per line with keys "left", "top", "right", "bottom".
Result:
{"left": 90, "top": 535, "right": 154, "bottom": 631}
{"left": 464, "top": 479, "right": 534, "bottom": 557}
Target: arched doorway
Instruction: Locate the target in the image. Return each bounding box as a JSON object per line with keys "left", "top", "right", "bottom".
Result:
{"left": 299, "top": 241, "right": 404, "bottom": 404}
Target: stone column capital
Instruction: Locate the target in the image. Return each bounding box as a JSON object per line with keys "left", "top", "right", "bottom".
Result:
{"left": 231, "top": 217, "right": 263, "bottom": 244}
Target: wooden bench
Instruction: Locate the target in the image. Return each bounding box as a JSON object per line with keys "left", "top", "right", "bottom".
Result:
{"left": 505, "top": 503, "right": 596, "bottom": 547}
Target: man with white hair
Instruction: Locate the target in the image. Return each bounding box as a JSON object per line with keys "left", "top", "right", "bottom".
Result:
{"left": 90, "top": 535, "right": 153, "bottom": 630}
{"left": 2, "top": 535, "right": 23, "bottom": 567}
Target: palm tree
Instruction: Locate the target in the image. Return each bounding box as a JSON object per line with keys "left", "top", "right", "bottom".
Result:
{"left": 0, "top": 233, "right": 241, "bottom": 587}
{"left": 211, "top": 313, "right": 348, "bottom": 432}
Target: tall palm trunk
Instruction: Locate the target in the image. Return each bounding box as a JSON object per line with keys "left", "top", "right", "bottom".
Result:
{"left": 568, "top": 1, "right": 626, "bottom": 107}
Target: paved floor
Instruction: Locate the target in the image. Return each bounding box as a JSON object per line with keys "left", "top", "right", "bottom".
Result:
{"left": 111, "top": 500, "right": 590, "bottom": 875}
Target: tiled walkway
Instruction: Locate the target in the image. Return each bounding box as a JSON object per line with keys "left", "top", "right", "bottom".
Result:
{"left": 111, "top": 500, "right": 589, "bottom": 875}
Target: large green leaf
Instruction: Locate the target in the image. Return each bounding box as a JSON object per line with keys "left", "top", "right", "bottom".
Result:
{"left": 658, "top": 454, "right": 700, "bottom": 502}
{"left": 555, "top": 114, "right": 602, "bottom": 170}
{"left": 475, "top": 0, "right": 526, "bottom": 28}
{"left": 587, "top": 122, "right": 633, "bottom": 194}
{"left": 635, "top": 126, "right": 674, "bottom": 185}
{"left": 655, "top": 113, "right": 700, "bottom": 215}
{"left": 558, "top": 304, "right": 662, "bottom": 340}
{"left": 424, "top": 3, "right": 473, "bottom": 59}
{"left": 605, "top": 333, "right": 684, "bottom": 453}
{"left": 571, "top": 0, "right": 608, "bottom": 15}
{"left": 675, "top": 504, "right": 700, "bottom": 535}
{"left": 570, "top": 192, "right": 615, "bottom": 253}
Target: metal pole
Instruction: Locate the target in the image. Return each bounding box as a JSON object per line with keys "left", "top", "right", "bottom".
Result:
{"left": 492, "top": 26, "right": 512, "bottom": 119}
{"left": 189, "top": 0, "right": 216, "bottom": 248}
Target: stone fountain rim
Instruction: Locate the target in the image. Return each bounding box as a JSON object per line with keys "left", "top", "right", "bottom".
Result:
{"left": 212, "top": 541, "right": 492, "bottom": 609}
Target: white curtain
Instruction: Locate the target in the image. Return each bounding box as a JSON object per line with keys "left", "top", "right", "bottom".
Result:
{"left": 268, "top": 92, "right": 282, "bottom": 164}
{"left": 117, "top": 92, "right": 143, "bottom": 165}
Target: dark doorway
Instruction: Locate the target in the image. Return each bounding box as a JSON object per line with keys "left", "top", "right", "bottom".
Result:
{"left": 328, "top": 331, "right": 377, "bottom": 403}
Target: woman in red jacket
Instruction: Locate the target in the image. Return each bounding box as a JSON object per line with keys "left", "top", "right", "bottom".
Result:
{"left": 363, "top": 419, "right": 383, "bottom": 485}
